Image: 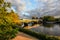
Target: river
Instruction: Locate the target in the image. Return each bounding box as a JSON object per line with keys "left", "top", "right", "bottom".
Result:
{"left": 28, "top": 23, "right": 60, "bottom": 36}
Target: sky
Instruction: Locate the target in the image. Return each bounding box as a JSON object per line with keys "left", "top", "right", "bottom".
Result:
{"left": 5, "top": 0, "right": 60, "bottom": 18}
{"left": 5, "top": 0, "right": 46, "bottom": 12}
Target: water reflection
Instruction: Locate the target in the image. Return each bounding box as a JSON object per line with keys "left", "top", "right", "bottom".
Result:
{"left": 42, "top": 23, "right": 54, "bottom": 28}
{"left": 30, "top": 24, "right": 60, "bottom": 36}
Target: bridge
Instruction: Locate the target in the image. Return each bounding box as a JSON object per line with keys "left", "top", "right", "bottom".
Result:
{"left": 17, "top": 19, "right": 42, "bottom": 28}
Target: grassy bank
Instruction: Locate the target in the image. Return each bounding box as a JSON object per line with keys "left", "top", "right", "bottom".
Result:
{"left": 19, "top": 28, "right": 60, "bottom": 40}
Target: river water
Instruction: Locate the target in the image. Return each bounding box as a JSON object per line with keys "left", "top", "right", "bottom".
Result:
{"left": 30, "top": 23, "right": 60, "bottom": 36}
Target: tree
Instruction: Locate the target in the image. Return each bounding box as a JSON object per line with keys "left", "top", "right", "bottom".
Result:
{"left": 0, "top": 0, "right": 19, "bottom": 40}
{"left": 43, "top": 16, "right": 55, "bottom": 22}
{"left": 32, "top": 16, "right": 38, "bottom": 19}
{"left": 32, "top": 16, "right": 35, "bottom": 19}
{"left": 35, "top": 17, "right": 38, "bottom": 19}
{"left": 0, "top": 0, "right": 4, "bottom": 4}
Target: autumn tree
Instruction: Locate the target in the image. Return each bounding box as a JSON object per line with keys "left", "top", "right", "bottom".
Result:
{"left": 0, "top": 0, "right": 19, "bottom": 40}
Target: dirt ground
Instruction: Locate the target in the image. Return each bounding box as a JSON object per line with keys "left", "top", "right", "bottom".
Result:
{"left": 12, "top": 32, "right": 38, "bottom": 40}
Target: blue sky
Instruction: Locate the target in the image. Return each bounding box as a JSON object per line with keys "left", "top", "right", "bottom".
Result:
{"left": 5, "top": 0, "right": 47, "bottom": 12}
{"left": 5, "top": 0, "right": 60, "bottom": 12}
{"left": 9, "top": 0, "right": 45, "bottom": 11}
{"left": 21, "top": 0, "right": 45, "bottom": 11}
{"left": 5, "top": 0, "right": 60, "bottom": 18}
{"left": 25, "top": 0, "right": 37, "bottom": 11}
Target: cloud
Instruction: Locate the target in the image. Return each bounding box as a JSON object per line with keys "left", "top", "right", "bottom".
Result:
{"left": 35, "top": 0, "right": 48, "bottom": 2}
{"left": 27, "top": 0, "right": 60, "bottom": 17}
{"left": 5, "top": 0, "right": 32, "bottom": 18}
{"left": 5, "top": 0, "right": 26, "bottom": 13}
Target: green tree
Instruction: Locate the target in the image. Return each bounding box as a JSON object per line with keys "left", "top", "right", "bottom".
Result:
{"left": 43, "top": 16, "right": 55, "bottom": 22}
{"left": 0, "top": 0, "right": 19, "bottom": 40}
{"left": 32, "top": 16, "right": 35, "bottom": 19}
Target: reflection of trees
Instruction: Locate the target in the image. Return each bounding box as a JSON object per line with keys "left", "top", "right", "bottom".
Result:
{"left": 56, "top": 24, "right": 60, "bottom": 27}
{"left": 42, "top": 23, "right": 54, "bottom": 28}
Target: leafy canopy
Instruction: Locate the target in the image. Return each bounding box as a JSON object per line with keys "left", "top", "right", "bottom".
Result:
{"left": 0, "top": 0, "right": 19, "bottom": 40}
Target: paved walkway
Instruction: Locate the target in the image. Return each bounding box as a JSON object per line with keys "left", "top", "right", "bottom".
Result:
{"left": 12, "top": 32, "right": 38, "bottom": 40}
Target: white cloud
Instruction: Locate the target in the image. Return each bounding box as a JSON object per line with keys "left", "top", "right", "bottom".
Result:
{"left": 37, "top": 0, "right": 48, "bottom": 2}
{"left": 27, "top": 0, "right": 60, "bottom": 17}
{"left": 5, "top": 0, "right": 26, "bottom": 13}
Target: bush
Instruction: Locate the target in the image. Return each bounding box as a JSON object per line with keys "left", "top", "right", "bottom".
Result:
{"left": 0, "top": 23, "right": 19, "bottom": 40}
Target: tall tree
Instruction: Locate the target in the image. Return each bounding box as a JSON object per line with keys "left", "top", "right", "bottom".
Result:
{"left": 0, "top": 0, "right": 19, "bottom": 40}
